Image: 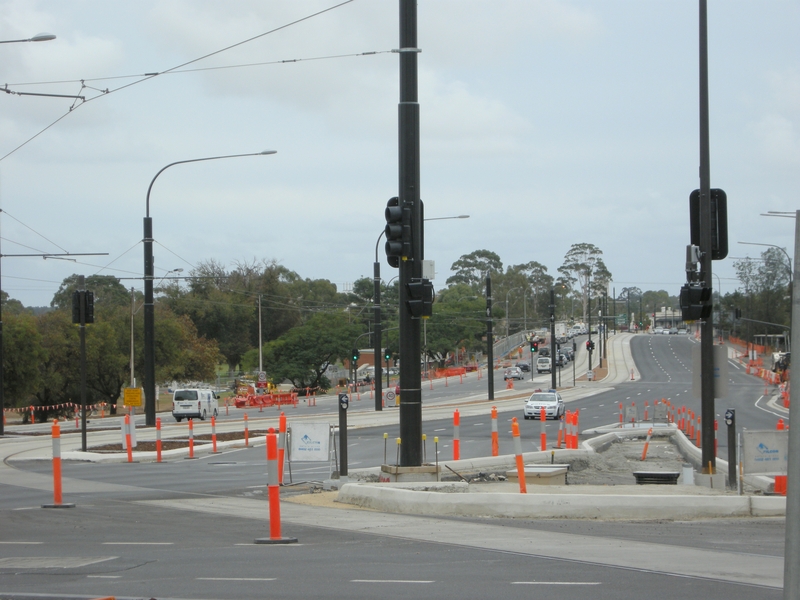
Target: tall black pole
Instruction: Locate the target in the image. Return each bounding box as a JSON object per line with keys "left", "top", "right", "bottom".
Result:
{"left": 143, "top": 216, "right": 155, "bottom": 427}
{"left": 550, "top": 289, "right": 557, "bottom": 390}
{"left": 398, "top": 0, "right": 422, "bottom": 467}
{"left": 486, "top": 272, "right": 494, "bottom": 400}
{"left": 698, "top": 0, "right": 715, "bottom": 472}
{"left": 373, "top": 258, "right": 383, "bottom": 411}
{"left": 0, "top": 231, "right": 4, "bottom": 435}
{"left": 78, "top": 277, "right": 88, "bottom": 451}
{"left": 587, "top": 294, "right": 593, "bottom": 372}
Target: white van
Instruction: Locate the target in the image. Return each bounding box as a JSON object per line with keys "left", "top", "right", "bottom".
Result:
{"left": 172, "top": 389, "right": 218, "bottom": 422}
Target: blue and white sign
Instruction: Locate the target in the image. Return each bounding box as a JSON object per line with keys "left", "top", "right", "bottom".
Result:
{"left": 290, "top": 422, "right": 330, "bottom": 462}
{"left": 743, "top": 430, "right": 788, "bottom": 475}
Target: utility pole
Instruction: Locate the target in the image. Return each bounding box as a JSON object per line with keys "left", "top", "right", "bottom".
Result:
{"left": 373, "top": 258, "right": 382, "bottom": 411}
{"left": 486, "top": 272, "right": 494, "bottom": 400}
{"left": 550, "top": 289, "right": 556, "bottom": 390}
{"left": 698, "top": 0, "right": 715, "bottom": 473}
{"left": 397, "top": 0, "right": 422, "bottom": 466}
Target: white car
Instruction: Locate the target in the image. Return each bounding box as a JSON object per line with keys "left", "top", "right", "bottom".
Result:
{"left": 172, "top": 388, "right": 219, "bottom": 422}
{"left": 536, "top": 357, "right": 552, "bottom": 373}
{"left": 524, "top": 390, "right": 565, "bottom": 420}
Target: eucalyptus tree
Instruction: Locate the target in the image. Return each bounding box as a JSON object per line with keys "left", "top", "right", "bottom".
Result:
{"left": 558, "top": 243, "right": 612, "bottom": 323}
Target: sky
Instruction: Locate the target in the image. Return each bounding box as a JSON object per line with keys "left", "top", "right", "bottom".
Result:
{"left": 0, "top": 0, "right": 798, "bottom": 308}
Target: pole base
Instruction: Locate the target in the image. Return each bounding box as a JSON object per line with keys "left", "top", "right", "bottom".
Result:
{"left": 42, "top": 503, "right": 76, "bottom": 509}
{"left": 254, "top": 537, "right": 298, "bottom": 545}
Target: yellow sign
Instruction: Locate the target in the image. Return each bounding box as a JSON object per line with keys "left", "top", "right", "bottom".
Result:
{"left": 124, "top": 387, "right": 142, "bottom": 407}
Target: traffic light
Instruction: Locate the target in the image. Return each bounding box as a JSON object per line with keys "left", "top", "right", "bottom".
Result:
{"left": 531, "top": 340, "right": 538, "bottom": 353}
{"left": 384, "top": 348, "right": 391, "bottom": 362}
{"left": 351, "top": 348, "right": 360, "bottom": 363}
{"left": 679, "top": 283, "right": 712, "bottom": 321}
{"left": 84, "top": 291, "right": 94, "bottom": 324}
{"left": 406, "top": 278, "right": 434, "bottom": 318}
{"left": 590, "top": 341, "right": 595, "bottom": 351}
{"left": 71, "top": 290, "right": 94, "bottom": 324}
{"left": 384, "top": 196, "right": 410, "bottom": 268}
{"left": 586, "top": 340, "right": 591, "bottom": 351}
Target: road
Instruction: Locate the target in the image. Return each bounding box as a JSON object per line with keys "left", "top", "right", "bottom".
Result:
{"left": 0, "top": 332, "right": 787, "bottom": 599}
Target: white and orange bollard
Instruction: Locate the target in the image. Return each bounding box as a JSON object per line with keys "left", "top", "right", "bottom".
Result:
{"left": 644, "top": 401, "right": 649, "bottom": 421}
{"left": 511, "top": 417, "right": 527, "bottom": 494}
{"left": 42, "top": 420, "right": 75, "bottom": 509}
{"left": 254, "top": 428, "right": 297, "bottom": 544}
{"left": 556, "top": 413, "right": 564, "bottom": 449}
{"left": 539, "top": 408, "right": 547, "bottom": 451}
{"left": 211, "top": 416, "right": 219, "bottom": 454}
{"left": 453, "top": 409, "right": 461, "bottom": 460}
{"left": 618, "top": 403, "right": 623, "bottom": 426}
{"left": 490, "top": 406, "right": 499, "bottom": 457}
{"left": 640, "top": 427, "right": 654, "bottom": 461}
{"left": 125, "top": 414, "right": 133, "bottom": 463}
{"left": 156, "top": 417, "right": 162, "bottom": 463}
{"left": 187, "top": 418, "right": 195, "bottom": 459}
{"left": 244, "top": 413, "right": 249, "bottom": 447}
{"left": 278, "top": 412, "right": 287, "bottom": 484}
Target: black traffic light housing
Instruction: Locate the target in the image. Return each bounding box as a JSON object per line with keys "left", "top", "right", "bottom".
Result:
{"left": 384, "top": 196, "right": 411, "bottom": 268}
{"left": 351, "top": 348, "right": 360, "bottom": 363}
{"left": 531, "top": 340, "right": 538, "bottom": 353}
{"left": 384, "top": 348, "right": 391, "bottom": 362}
{"left": 679, "top": 283, "right": 712, "bottom": 321}
{"left": 406, "top": 278, "right": 434, "bottom": 319}
{"left": 71, "top": 290, "right": 94, "bottom": 324}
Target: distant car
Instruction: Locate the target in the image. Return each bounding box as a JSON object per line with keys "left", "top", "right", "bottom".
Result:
{"left": 523, "top": 390, "right": 565, "bottom": 420}
{"left": 539, "top": 347, "right": 551, "bottom": 357}
{"left": 558, "top": 348, "right": 572, "bottom": 362}
{"left": 504, "top": 367, "right": 524, "bottom": 380}
{"left": 554, "top": 353, "right": 566, "bottom": 367}
{"left": 654, "top": 328, "right": 664, "bottom": 334}
{"left": 668, "top": 327, "right": 678, "bottom": 335}
{"left": 662, "top": 328, "right": 671, "bottom": 334}
{"left": 516, "top": 362, "right": 531, "bottom": 372}
{"left": 536, "top": 357, "right": 552, "bottom": 374}
{"left": 677, "top": 328, "right": 687, "bottom": 335}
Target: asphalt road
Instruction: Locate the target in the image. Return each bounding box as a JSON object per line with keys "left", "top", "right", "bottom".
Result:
{"left": 0, "top": 333, "right": 787, "bottom": 599}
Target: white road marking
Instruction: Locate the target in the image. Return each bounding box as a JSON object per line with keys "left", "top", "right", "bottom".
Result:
{"left": 198, "top": 577, "right": 277, "bottom": 581}
{"left": 352, "top": 579, "right": 433, "bottom": 583}
{"left": 87, "top": 575, "right": 121, "bottom": 579}
{"left": 102, "top": 542, "right": 173, "bottom": 545}
{"left": 0, "top": 541, "right": 42, "bottom": 544}
{"left": 512, "top": 581, "right": 600, "bottom": 585}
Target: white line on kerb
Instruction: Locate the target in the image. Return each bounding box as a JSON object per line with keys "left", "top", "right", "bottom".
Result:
{"left": 511, "top": 581, "right": 601, "bottom": 585}
{"left": 198, "top": 577, "right": 277, "bottom": 581}
{"left": 351, "top": 579, "right": 433, "bottom": 583}
{"left": 102, "top": 542, "right": 174, "bottom": 545}
{"left": 87, "top": 575, "right": 121, "bottom": 579}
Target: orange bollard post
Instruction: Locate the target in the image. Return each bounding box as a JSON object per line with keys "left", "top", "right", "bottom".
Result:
{"left": 696, "top": 416, "right": 702, "bottom": 447}
{"left": 539, "top": 408, "right": 547, "bottom": 451}
{"left": 125, "top": 414, "right": 133, "bottom": 463}
{"left": 254, "top": 428, "right": 298, "bottom": 544}
{"left": 619, "top": 403, "right": 623, "bottom": 426}
{"left": 511, "top": 417, "right": 527, "bottom": 494}
{"left": 564, "top": 410, "right": 572, "bottom": 449}
{"left": 778, "top": 418, "right": 786, "bottom": 431}
{"left": 225, "top": 397, "right": 229, "bottom": 416}
{"left": 644, "top": 401, "right": 649, "bottom": 421}
{"left": 156, "top": 417, "right": 162, "bottom": 463}
{"left": 640, "top": 427, "right": 654, "bottom": 461}
{"left": 42, "top": 420, "right": 75, "bottom": 509}
{"left": 714, "top": 418, "right": 718, "bottom": 457}
{"left": 211, "top": 416, "right": 218, "bottom": 453}
{"left": 244, "top": 413, "right": 249, "bottom": 447}
{"left": 445, "top": 376, "right": 449, "bottom": 387}
{"left": 187, "top": 418, "right": 195, "bottom": 459}
{"left": 490, "top": 406, "right": 499, "bottom": 457}
{"left": 278, "top": 412, "right": 287, "bottom": 484}
{"left": 100, "top": 403, "right": 105, "bottom": 419}
{"left": 556, "top": 413, "right": 564, "bottom": 448}
{"left": 453, "top": 409, "right": 461, "bottom": 460}
{"left": 573, "top": 410, "right": 580, "bottom": 449}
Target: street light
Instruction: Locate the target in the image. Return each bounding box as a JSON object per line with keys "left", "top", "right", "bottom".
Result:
{"left": 373, "top": 213, "right": 469, "bottom": 412}
{"left": 143, "top": 150, "right": 276, "bottom": 426}
{"left": 0, "top": 33, "right": 56, "bottom": 44}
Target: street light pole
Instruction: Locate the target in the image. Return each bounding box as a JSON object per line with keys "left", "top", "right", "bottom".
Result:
{"left": 374, "top": 232, "right": 384, "bottom": 412}
{"left": 738, "top": 241, "right": 793, "bottom": 285}
{"left": 143, "top": 150, "right": 275, "bottom": 427}
{"left": 505, "top": 287, "right": 521, "bottom": 340}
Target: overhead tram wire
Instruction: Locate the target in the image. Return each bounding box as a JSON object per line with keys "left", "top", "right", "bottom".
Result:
{"left": 1, "top": 0, "right": 361, "bottom": 162}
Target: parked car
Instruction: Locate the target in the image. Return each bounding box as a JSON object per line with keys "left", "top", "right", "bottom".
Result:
{"left": 668, "top": 327, "right": 678, "bottom": 334}
{"left": 536, "top": 357, "right": 552, "bottom": 374}
{"left": 523, "top": 390, "right": 565, "bottom": 420}
{"left": 558, "top": 348, "right": 572, "bottom": 363}
{"left": 504, "top": 367, "right": 524, "bottom": 380}
{"left": 516, "top": 362, "right": 531, "bottom": 372}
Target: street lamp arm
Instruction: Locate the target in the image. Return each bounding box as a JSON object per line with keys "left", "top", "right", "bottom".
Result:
{"left": 146, "top": 150, "right": 276, "bottom": 217}
{"left": 375, "top": 230, "right": 385, "bottom": 263}
{"left": 0, "top": 33, "right": 56, "bottom": 44}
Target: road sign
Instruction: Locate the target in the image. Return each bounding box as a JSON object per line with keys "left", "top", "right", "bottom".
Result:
{"left": 257, "top": 371, "right": 266, "bottom": 382}
{"left": 123, "top": 387, "right": 142, "bottom": 407}
{"left": 615, "top": 314, "right": 626, "bottom": 326}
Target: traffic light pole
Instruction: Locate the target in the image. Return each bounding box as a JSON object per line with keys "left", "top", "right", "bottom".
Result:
{"left": 550, "top": 289, "right": 557, "bottom": 390}
{"left": 698, "top": 0, "right": 715, "bottom": 473}
{"left": 486, "top": 272, "right": 494, "bottom": 400}
{"left": 373, "top": 255, "right": 382, "bottom": 412}
{"left": 397, "top": 0, "right": 422, "bottom": 467}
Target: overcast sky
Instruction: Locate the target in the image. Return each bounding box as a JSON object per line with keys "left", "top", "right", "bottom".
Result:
{"left": 1, "top": 0, "right": 798, "bottom": 308}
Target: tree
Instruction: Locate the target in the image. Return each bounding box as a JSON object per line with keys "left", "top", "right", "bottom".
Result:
{"left": 424, "top": 286, "right": 486, "bottom": 366}
{"left": 50, "top": 274, "right": 130, "bottom": 310}
{"left": 733, "top": 248, "right": 791, "bottom": 338}
{"left": 2, "top": 312, "right": 45, "bottom": 407}
{"left": 257, "top": 312, "right": 363, "bottom": 391}
{"left": 446, "top": 250, "right": 503, "bottom": 290}
{"left": 505, "top": 261, "right": 554, "bottom": 327}
{"left": 558, "top": 243, "right": 612, "bottom": 323}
